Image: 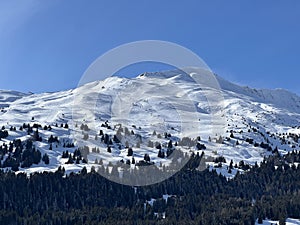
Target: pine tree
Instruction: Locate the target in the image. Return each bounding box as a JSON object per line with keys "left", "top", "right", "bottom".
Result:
{"left": 257, "top": 217, "right": 263, "bottom": 224}
{"left": 144, "top": 154, "right": 150, "bottom": 162}
{"left": 81, "top": 166, "right": 87, "bottom": 175}
{"left": 42, "top": 153, "right": 50, "bottom": 164}
{"left": 158, "top": 150, "right": 165, "bottom": 158}
{"left": 168, "top": 140, "right": 173, "bottom": 149}
{"left": 127, "top": 148, "right": 133, "bottom": 156}
{"left": 66, "top": 155, "right": 74, "bottom": 164}
{"left": 33, "top": 149, "right": 42, "bottom": 164}
{"left": 279, "top": 217, "right": 286, "bottom": 225}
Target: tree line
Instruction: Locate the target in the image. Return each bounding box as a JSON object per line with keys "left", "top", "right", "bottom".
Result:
{"left": 0, "top": 151, "right": 299, "bottom": 224}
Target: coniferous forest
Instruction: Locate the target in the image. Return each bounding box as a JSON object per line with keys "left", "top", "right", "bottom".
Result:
{"left": 0, "top": 151, "right": 300, "bottom": 225}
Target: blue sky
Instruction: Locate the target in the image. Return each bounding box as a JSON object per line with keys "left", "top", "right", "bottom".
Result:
{"left": 0, "top": 0, "right": 299, "bottom": 94}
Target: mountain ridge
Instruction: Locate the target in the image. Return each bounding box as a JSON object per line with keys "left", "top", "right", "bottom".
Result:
{"left": 1, "top": 71, "right": 299, "bottom": 110}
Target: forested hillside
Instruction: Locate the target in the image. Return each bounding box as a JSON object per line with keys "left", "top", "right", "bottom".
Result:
{"left": 0, "top": 152, "right": 300, "bottom": 225}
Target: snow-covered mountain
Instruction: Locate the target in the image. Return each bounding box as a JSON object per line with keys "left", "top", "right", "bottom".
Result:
{"left": 1, "top": 69, "right": 300, "bottom": 178}
{"left": 0, "top": 90, "right": 30, "bottom": 109}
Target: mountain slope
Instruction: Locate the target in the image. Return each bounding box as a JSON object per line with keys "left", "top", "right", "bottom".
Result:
{"left": 1, "top": 69, "right": 300, "bottom": 177}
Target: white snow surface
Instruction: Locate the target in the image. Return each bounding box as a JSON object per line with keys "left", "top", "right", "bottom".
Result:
{"left": 1, "top": 69, "right": 300, "bottom": 175}
{"left": 255, "top": 218, "right": 300, "bottom": 225}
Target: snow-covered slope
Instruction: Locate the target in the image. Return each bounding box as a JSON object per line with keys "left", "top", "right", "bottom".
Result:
{"left": 1, "top": 69, "right": 300, "bottom": 176}
{"left": 255, "top": 218, "right": 300, "bottom": 225}
{"left": 0, "top": 90, "right": 31, "bottom": 109}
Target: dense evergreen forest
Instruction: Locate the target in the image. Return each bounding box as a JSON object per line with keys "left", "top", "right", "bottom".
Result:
{"left": 0, "top": 151, "right": 300, "bottom": 225}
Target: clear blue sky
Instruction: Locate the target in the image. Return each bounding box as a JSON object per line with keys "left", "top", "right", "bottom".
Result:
{"left": 0, "top": 0, "right": 299, "bottom": 94}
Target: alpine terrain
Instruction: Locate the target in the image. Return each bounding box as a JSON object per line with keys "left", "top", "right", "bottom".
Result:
{"left": 1, "top": 69, "right": 300, "bottom": 225}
